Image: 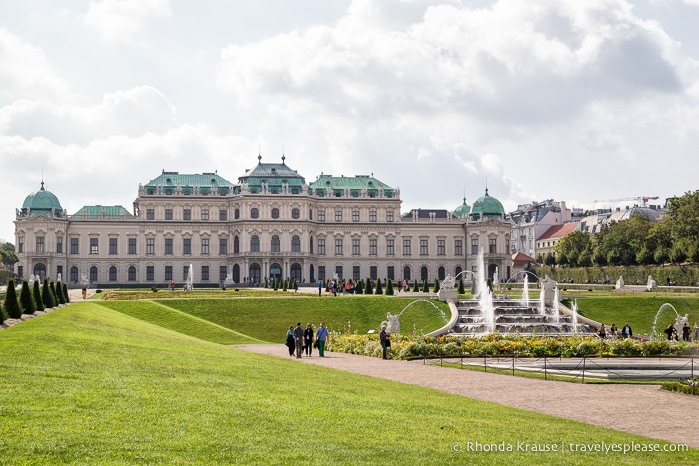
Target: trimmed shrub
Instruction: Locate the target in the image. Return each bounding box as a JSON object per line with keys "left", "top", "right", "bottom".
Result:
{"left": 4, "top": 279, "right": 22, "bottom": 319}
{"left": 50, "top": 281, "right": 58, "bottom": 306}
{"left": 422, "top": 280, "right": 429, "bottom": 293}
{"left": 56, "top": 282, "right": 66, "bottom": 304}
{"left": 42, "top": 279, "right": 54, "bottom": 308}
{"left": 458, "top": 278, "right": 465, "bottom": 294}
{"left": 19, "top": 280, "right": 36, "bottom": 315}
{"left": 413, "top": 280, "right": 419, "bottom": 292}
{"left": 375, "top": 278, "right": 383, "bottom": 295}
{"left": 33, "top": 280, "right": 44, "bottom": 312}
{"left": 364, "top": 278, "right": 373, "bottom": 295}
{"left": 385, "top": 279, "right": 394, "bottom": 295}
{"left": 433, "top": 279, "right": 440, "bottom": 293}
{"left": 63, "top": 283, "right": 70, "bottom": 303}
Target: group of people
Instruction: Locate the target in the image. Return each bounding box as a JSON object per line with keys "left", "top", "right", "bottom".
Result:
{"left": 285, "top": 322, "right": 329, "bottom": 358}
{"left": 597, "top": 322, "right": 633, "bottom": 339}
{"left": 663, "top": 322, "right": 698, "bottom": 342}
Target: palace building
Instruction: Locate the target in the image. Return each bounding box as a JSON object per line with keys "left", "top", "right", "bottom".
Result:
{"left": 14, "top": 156, "right": 512, "bottom": 287}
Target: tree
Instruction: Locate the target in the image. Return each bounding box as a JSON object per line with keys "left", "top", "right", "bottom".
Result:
{"left": 0, "top": 300, "right": 4, "bottom": 324}
{"left": 4, "top": 278, "right": 22, "bottom": 319}
{"left": 458, "top": 278, "right": 465, "bottom": 294}
{"left": 0, "top": 242, "right": 18, "bottom": 269}
{"left": 63, "top": 283, "right": 70, "bottom": 303}
{"left": 19, "top": 280, "right": 36, "bottom": 315}
{"left": 433, "top": 278, "right": 440, "bottom": 293}
{"left": 421, "top": 280, "right": 429, "bottom": 293}
{"left": 412, "top": 280, "right": 419, "bottom": 292}
{"left": 364, "top": 278, "right": 373, "bottom": 295}
{"left": 33, "top": 280, "right": 44, "bottom": 312}
{"left": 665, "top": 190, "right": 699, "bottom": 262}
{"left": 375, "top": 278, "right": 383, "bottom": 295}
{"left": 50, "top": 281, "right": 58, "bottom": 305}
{"left": 385, "top": 279, "right": 394, "bottom": 295}
{"left": 555, "top": 231, "right": 592, "bottom": 268}
{"left": 56, "top": 281, "right": 66, "bottom": 304}
{"left": 42, "top": 279, "right": 54, "bottom": 309}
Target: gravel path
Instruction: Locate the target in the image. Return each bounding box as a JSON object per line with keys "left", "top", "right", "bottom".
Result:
{"left": 237, "top": 344, "right": 699, "bottom": 449}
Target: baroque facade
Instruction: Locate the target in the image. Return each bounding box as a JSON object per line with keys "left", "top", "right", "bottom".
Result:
{"left": 14, "top": 156, "right": 512, "bottom": 287}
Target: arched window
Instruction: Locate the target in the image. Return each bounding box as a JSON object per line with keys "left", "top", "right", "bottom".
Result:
{"left": 234, "top": 236, "right": 240, "bottom": 253}
{"left": 251, "top": 208, "right": 259, "bottom": 219}
{"left": 109, "top": 266, "right": 118, "bottom": 281}
{"left": 232, "top": 264, "right": 240, "bottom": 282}
{"left": 271, "top": 235, "right": 280, "bottom": 252}
{"left": 291, "top": 235, "right": 301, "bottom": 253}
{"left": 33, "top": 263, "right": 47, "bottom": 280}
{"left": 290, "top": 263, "right": 302, "bottom": 281}
{"left": 420, "top": 266, "right": 428, "bottom": 281}
{"left": 250, "top": 235, "right": 260, "bottom": 252}
{"left": 455, "top": 266, "right": 462, "bottom": 278}
{"left": 270, "top": 263, "right": 282, "bottom": 279}
{"left": 234, "top": 208, "right": 240, "bottom": 219}
{"left": 403, "top": 266, "right": 411, "bottom": 280}
{"left": 309, "top": 264, "right": 315, "bottom": 283}
{"left": 438, "top": 266, "right": 446, "bottom": 280}
{"left": 249, "top": 263, "right": 261, "bottom": 284}
{"left": 309, "top": 237, "right": 314, "bottom": 254}
{"left": 128, "top": 266, "right": 137, "bottom": 281}
{"left": 90, "top": 266, "right": 99, "bottom": 283}
{"left": 292, "top": 208, "right": 300, "bottom": 219}
{"left": 70, "top": 266, "right": 79, "bottom": 283}
{"left": 271, "top": 208, "right": 279, "bottom": 219}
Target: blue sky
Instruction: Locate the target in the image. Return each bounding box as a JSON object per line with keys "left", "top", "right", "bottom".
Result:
{"left": 2, "top": 0, "right": 699, "bottom": 242}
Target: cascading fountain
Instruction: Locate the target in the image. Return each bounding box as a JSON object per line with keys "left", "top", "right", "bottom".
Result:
{"left": 522, "top": 274, "right": 529, "bottom": 307}
{"left": 651, "top": 303, "right": 689, "bottom": 340}
{"left": 477, "top": 247, "right": 495, "bottom": 333}
{"left": 185, "top": 263, "right": 194, "bottom": 292}
{"left": 553, "top": 287, "right": 560, "bottom": 324}
{"left": 539, "top": 287, "right": 546, "bottom": 316}
{"left": 571, "top": 300, "right": 579, "bottom": 335}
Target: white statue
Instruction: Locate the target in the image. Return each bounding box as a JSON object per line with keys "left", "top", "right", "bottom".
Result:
{"left": 441, "top": 275, "right": 455, "bottom": 291}
{"left": 647, "top": 275, "right": 656, "bottom": 290}
{"left": 385, "top": 312, "right": 400, "bottom": 334}
{"left": 615, "top": 275, "right": 624, "bottom": 289}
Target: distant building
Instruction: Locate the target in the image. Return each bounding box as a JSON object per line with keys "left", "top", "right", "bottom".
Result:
{"left": 535, "top": 223, "right": 579, "bottom": 260}
{"left": 509, "top": 199, "right": 572, "bottom": 258}
{"left": 577, "top": 205, "right": 665, "bottom": 234}
{"left": 15, "top": 156, "right": 512, "bottom": 287}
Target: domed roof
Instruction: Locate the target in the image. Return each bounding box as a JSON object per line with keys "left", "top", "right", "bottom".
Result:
{"left": 21, "top": 182, "right": 64, "bottom": 217}
{"left": 453, "top": 197, "right": 471, "bottom": 218}
{"left": 469, "top": 188, "right": 505, "bottom": 220}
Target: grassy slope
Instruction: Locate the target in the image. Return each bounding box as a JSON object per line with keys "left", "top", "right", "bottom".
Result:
{"left": 567, "top": 295, "right": 699, "bottom": 336}
{"left": 1, "top": 303, "right": 696, "bottom": 464}
{"left": 160, "top": 296, "right": 449, "bottom": 342}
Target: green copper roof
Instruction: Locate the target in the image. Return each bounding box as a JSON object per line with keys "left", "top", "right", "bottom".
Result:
{"left": 144, "top": 171, "right": 233, "bottom": 196}
{"left": 470, "top": 188, "right": 505, "bottom": 219}
{"left": 453, "top": 198, "right": 471, "bottom": 218}
{"left": 308, "top": 174, "right": 395, "bottom": 198}
{"left": 21, "top": 182, "right": 65, "bottom": 217}
{"left": 73, "top": 205, "right": 134, "bottom": 217}
{"left": 235, "top": 155, "right": 306, "bottom": 194}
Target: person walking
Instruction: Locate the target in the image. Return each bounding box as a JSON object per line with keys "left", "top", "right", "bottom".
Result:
{"left": 316, "top": 322, "right": 328, "bottom": 357}
{"left": 285, "top": 325, "right": 295, "bottom": 357}
{"left": 294, "top": 322, "right": 304, "bottom": 358}
{"left": 317, "top": 280, "right": 323, "bottom": 297}
{"left": 621, "top": 322, "right": 633, "bottom": 339}
{"left": 303, "top": 323, "right": 314, "bottom": 356}
{"left": 379, "top": 325, "right": 391, "bottom": 359}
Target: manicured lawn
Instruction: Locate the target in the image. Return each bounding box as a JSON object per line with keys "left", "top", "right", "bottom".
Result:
{"left": 0, "top": 303, "right": 696, "bottom": 464}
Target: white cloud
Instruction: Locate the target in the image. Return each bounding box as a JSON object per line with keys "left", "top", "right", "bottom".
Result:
{"left": 83, "top": 0, "right": 171, "bottom": 45}
{"left": 0, "top": 29, "right": 73, "bottom": 104}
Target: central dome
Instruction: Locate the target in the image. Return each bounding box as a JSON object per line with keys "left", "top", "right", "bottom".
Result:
{"left": 21, "top": 182, "right": 64, "bottom": 217}
{"left": 469, "top": 188, "right": 505, "bottom": 220}
{"left": 453, "top": 197, "right": 471, "bottom": 218}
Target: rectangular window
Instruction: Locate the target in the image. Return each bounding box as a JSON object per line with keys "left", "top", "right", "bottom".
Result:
{"left": 455, "top": 239, "right": 463, "bottom": 256}
{"left": 146, "top": 265, "right": 154, "bottom": 281}
{"left": 437, "top": 239, "right": 445, "bottom": 255}
{"left": 318, "top": 266, "right": 326, "bottom": 281}
{"left": 219, "top": 238, "right": 227, "bottom": 254}
{"left": 386, "top": 210, "right": 394, "bottom": 222}
{"left": 369, "top": 238, "right": 377, "bottom": 256}
{"left": 318, "top": 239, "right": 325, "bottom": 255}
{"left": 335, "top": 210, "right": 342, "bottom": 222}
{"left": 335, "top": 238, "right": 343, "bottom": 255}
{"left": 183, "top": 209, "right": 191, "bottom": 221}
{"left": 202, "top": 238, "right": 209, "bottom": 255}
{"left": 353, "top": 265, "right": 361, "bottom": 281}
{"left": 352, "top": 210, "right": 359, "bottom": 222}
{"left": 318, "top": 210, "right": 325, "bottom": 222}
{"left": 471, "top": 239, "right": 479, "bottom": 255}
{"left": 489, "top": 238, "right": 497, "bottom": 254}
{"left": 387, "top": 266, "right": 394, "bottom": 281}
{"left": 128, "top": 267, "right": 136, "bottom": 281}
{"left": 18, "top": 237, "right": 24, "bottom": 253}
{"left": 369, "top": 211, "right": 376, "bottom": 222}
{"left": 165, "top": 238, "right": 173, "bottom": 255}
{"left": 219, "top": 209, "right": 227, "bottom": 221}
{"left": 56, "top": 237, "right": 63, "bottom": 254}
{"left": 403, "top": 239, "right": 411, "bottom": 255}
{"left": 128, "top": 238, "right": 137, "bottom": 255}
{"left": 146, "top": 209, "right": 154, "bottom": 220}
{"left": 201, "top": 209, "right": 209, "bottom": 221}
{"left": 90, "top": 237, "right": 98, "bottom": 255}
{"left": 201, "top": 265, "right": 209, "bottom": 281}
{"left": 109, "top": 238, "right": 118, "bottom": 255}
{"left": 70, "top": 238, "right": 79, "bottom": 254}
{"left": 165, "top": 208, "right": 173, "bottom": 220}
{"left": 386, "top": 239, "right": 394, "bottom": 256}
{"left": 352, "top": 239, "right": 360, "bottom": 255}
{"left": 183, "top": 238, "right": 191, "bottom": 255}
{"left": 146, "top": 238, "right": 155, "bottom": 255}
{"left": 220, "top": 266, "right": 227, "bottom": 282}
{"left": 335, "top": 266, "right": 343, "bottom": 279}
{"left": 420, "top": 239, "right": 428, "bottom": 255}
{"left": 36, "top": 237, "right": 45, "bottom": 253}
{"left": 165, "top": 265, "right": 173, "bottom": 281}
{"left": 370, "top": 266, "right": 377, "bottom": 280}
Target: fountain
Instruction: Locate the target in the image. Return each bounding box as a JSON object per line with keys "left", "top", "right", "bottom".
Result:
{"left": 553, "top": 287, "right": 560, "bottom": 324}
{"left": 381, "top": 299, "right": 447, "bottom": 334}
{"left": 477, "top": 248, "right": 495, "bottom": 333}
{"left": 538, "top": 286, "right": 546, "bottom": 316}
{"left": 184, "top": 263, "right": 193, "bottom": 292}
{"left": 571, "top": 300, "right": 579, "bottom": 335}
{"left": 651, "top": 303, "right": 689, "bottom": 340}
{"left": 522, "top": 274, "right": 529, "bottom": 307}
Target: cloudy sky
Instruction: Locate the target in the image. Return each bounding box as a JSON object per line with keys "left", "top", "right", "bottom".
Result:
{"left": 2, "top": 0, "right": 699, "bottom": 243}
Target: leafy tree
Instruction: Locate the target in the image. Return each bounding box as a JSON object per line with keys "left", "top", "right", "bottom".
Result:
{"left": 665, "top": 190, "right": 699, "bottom": 262}
{"left": 19, "top": 280, "right": 35, "bottom": 315}
{"left": 33, "top": 280, "right": 44, "bottom": 312}
{"left": 375, "top": 278, "right": 383, "bottom": 295}
{"left": 0, "top": 242, "right": 18, "bottom": 269}
{"left": 4, "top": 279, "right": 22, "bottom": 319}
{"left": 544, "top": 252, "right": 556, "bottom": 266}
{"left": 42, "top": 279, "right": 54, "bottom": 309}
{"left": 385, "top": 279, "right": 394, "bottom": 295}
{"left": 555, "top": 231, "right": 592, "bottom": 268}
